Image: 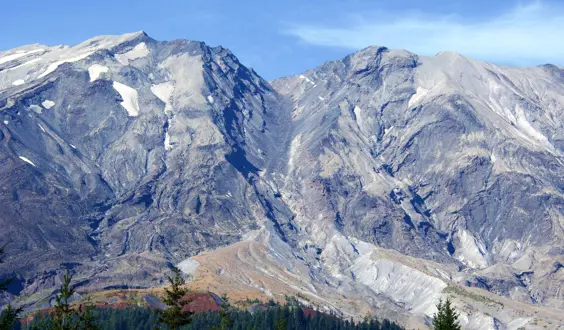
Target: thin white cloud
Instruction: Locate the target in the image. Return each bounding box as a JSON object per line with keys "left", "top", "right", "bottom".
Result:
{"left": 284, "top": 2, "right": 564, "bottom": 65}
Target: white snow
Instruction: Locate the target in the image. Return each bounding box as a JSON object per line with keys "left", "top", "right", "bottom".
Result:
{"left": 88, "top": 64, "right": 109, "bottom": 82}
{"left": 29, "top": 105, "right": 42, "bottom": 114}
{"left": 6, "top": 58, "right": 42, "bottom": 72}
{"left": 18, "top": 156, "right": 36, "bottom": 167}
{"left": 177, "top": 258, "right": 200, "bottom": 275}
{"left": 353, "top": 106, "right": 363, "bottom": 126}
{"left": 115, "top": 42, "right": 149, "bottom": 65}
{"left": 42, "top": 100, "right": 55, "bottom": 109}
{"left": 0, "top": 48, "right": 44, "bottom": 65}
{"left": 150, "top": 82, "right": 174, "bottom": 112}
{"left": 150, "top": 82, "right": 176, "bottom": 150}
{"left": 32, "top": 32, "right": 144, "bottom": 79}
{"left": 299, "top": 74, "right": 315, "bottom": 85}
{"left": 12, "top": 79, "right": 25, "bottom": 86}
{"left": 112, "top": 81, "right": 140, "bottom": 116}
{"left": 38, "top": 52, "right": 94, "bottom": 78}
{"left": 408, "top": 86, "right": 431, "bottom": 108}
{"left": 164, "top": 132, "right": 173, "bottom": 151}
{"left": 207, "top": 95, "right": 214, "bottom": 104}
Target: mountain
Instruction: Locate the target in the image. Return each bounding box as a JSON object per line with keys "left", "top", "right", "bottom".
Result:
{"left": 0, "top": 32, "right": 563, "bottom": 329}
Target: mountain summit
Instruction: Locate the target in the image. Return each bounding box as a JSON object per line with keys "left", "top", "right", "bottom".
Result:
{"left": 0, "top": 32, "right": 563, "bottom": 329}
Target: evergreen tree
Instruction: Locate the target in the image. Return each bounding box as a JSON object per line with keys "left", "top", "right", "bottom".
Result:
{"left": 155, "top": 267, "right": 192, "bottom": 329}
{"left": 216, "top": 293, "right": 233, "bottom": 330}
{"left": 47, "top": 269, "right": 80, "bottom": 330}
{"left": 32, "top": 270, "right": 100, "bottom": 330}
{"left": 432, "top": 298, "right": 460, "bottom": 330}
{"left": 25, "top": 297, "right": 404, "bottom": 330}
{"left": 0, "top": 304, "right": 21, "bottom": 330}
{"left": 274, "top": 307, "right": 287, "bottom": 330}
{"left": 77, "top": 298, "right": 99, "bottom": 330}
{"left": 0, "top": 243, "right": 22, "bottom": 330}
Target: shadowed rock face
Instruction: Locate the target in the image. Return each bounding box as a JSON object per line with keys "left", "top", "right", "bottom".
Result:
{"left": 0, "top": 33, "right": 563, "bottom": 328}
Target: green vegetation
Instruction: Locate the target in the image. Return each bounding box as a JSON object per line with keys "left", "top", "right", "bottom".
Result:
{"left": 443, "top": 285, "right": 503, "bottom": 307}
{"left": 6, "top": 257, "right": 403, "bottom": 330}
{"left": 155, "top": 267, "right": 193, "bottom": 329}
{"left": 25, "top": 303, "right": 402, "bottom": 330}
{"left": 215, "top": 293, "right": 233, "bottom": 330}
{"left": 31, "top": 270, "right": 100, "bottom": 330}
{"left": 432, "top": 298, "right": 460, "bottom": 330}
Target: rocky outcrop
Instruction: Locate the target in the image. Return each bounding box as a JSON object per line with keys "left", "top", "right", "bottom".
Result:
{"left": 0, "top": 33, "right": 563, "bottom": 328}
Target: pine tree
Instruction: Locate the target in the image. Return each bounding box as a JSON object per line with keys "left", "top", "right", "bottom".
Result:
{"left": 217, "top": 293, "right": 233, "bottom": 330}
{"left": 275, "top": 307, "right": 287, "bottom": 330}
{"left": 432, "top": 298, "right": 461, "bottom": 330}
{"left": 0, "top": 243, "right": 22, "bottom": 330}
{"left": 48, "top": 269, "right": 80, "bottom": 330}
{"left": 155, "top": 267, "right": 192, "bottom": 329}
{"left": 78, "top": 298, "right": 99, "bottom": 330}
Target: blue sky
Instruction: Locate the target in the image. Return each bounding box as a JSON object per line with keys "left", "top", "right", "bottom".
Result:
{"left": 1, "top": 0, "right": 563, "bottom": 79}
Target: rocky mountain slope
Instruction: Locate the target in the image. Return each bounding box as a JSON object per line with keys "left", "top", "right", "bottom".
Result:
{"left": 0, "top": 32, "right": 563, "bottom": 329}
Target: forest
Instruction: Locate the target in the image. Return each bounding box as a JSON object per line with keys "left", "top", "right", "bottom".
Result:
{"left": 23, "top": 303, "right": 404, "bottom": 330}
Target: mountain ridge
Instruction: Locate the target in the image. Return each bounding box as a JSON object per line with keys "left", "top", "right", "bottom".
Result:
{"left": 1, "top": 32, "right": 563, "bottom": 329}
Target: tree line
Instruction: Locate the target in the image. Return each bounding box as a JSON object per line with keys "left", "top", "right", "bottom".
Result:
{"left": 1, "top": 243, "right": 460, "bottom": 329}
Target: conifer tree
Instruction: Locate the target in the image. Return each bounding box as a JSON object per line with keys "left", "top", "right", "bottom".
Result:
{"left": 33, "top": 269, "right": 100, "bottom": 330}
{"left": 78, "top": 298, "right": 99, "bottom": 330}
{"left": 48, "top": 269, "right": 80, "bottom": 330}
{"left": 432, "top": 297, "right": 461, "bottom": 330}
{"left": 275, "top": 307, "right": 287, "bottom": 330}
{"left": 217, "top": 293, "right": 233, "bottom": 330}
{"left": 155, "top": 267, "right": 192, "bottom": 329}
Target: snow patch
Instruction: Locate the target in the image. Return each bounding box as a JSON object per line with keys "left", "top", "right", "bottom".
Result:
{"left": 112, "top": 81, "right": 140, "bottom": 116}
{"left": 408, "top": 86, "right": 431, "bottom": 108}
{"left": 88, "top": 64, "right": 109, "bottom": 82}
{"left": 299, "top": 74, "right": 315, "bottom": 85}
{"left": 353, "top": 106, "right": 363, "bottom": 127}
{"left": 42, "top": 100, "right": 55, "bottom": 109}
{"left": 29, "top": 105, "right": 42, "bottom": 114}
{"left": 115, "top": 42, "right": 149, "bottom": 65}
{"left": 0, "top": 48, "right": 44, "bottom": 65}
{"left": 39, "top": 52, "right": 93, "bottom": 78}
{"left": 164, "top": 132, "right": 173, "bottom": 151}
{"left": 6, "top": 58, "right": 42, "bottom": 72}
{"left": 177, "top": 258, "right": 200, "bottom": 275}
{"left": 12, "top": 79, "right": 25, "bottom": 86}
{"left": 18, "top": 156, "right": 36, "bottom": 167}
{"left": 150, "top": 82, "right": 174, "bottom": 112}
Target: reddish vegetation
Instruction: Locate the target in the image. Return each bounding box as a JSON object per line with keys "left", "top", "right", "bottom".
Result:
{"left": 21, "top": 290, "right": 328, "bottom": 326}
{"left": 302, "top": 307, "right": 318, "bottom": 318}
{"left": 181, "top": 292, "right": 222, "bottom": 313}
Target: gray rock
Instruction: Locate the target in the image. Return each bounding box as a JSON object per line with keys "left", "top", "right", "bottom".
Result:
{"left": 0, "top": 32, "right": 563, "bottom": 327}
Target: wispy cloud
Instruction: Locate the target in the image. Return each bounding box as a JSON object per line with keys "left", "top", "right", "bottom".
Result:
{"left": 283, "top": 2, "right": 564, "bottom": 65}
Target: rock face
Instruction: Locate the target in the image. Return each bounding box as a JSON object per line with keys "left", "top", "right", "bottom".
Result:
{"left": 0, "top": 33, "right": 563, "bottom": 328}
